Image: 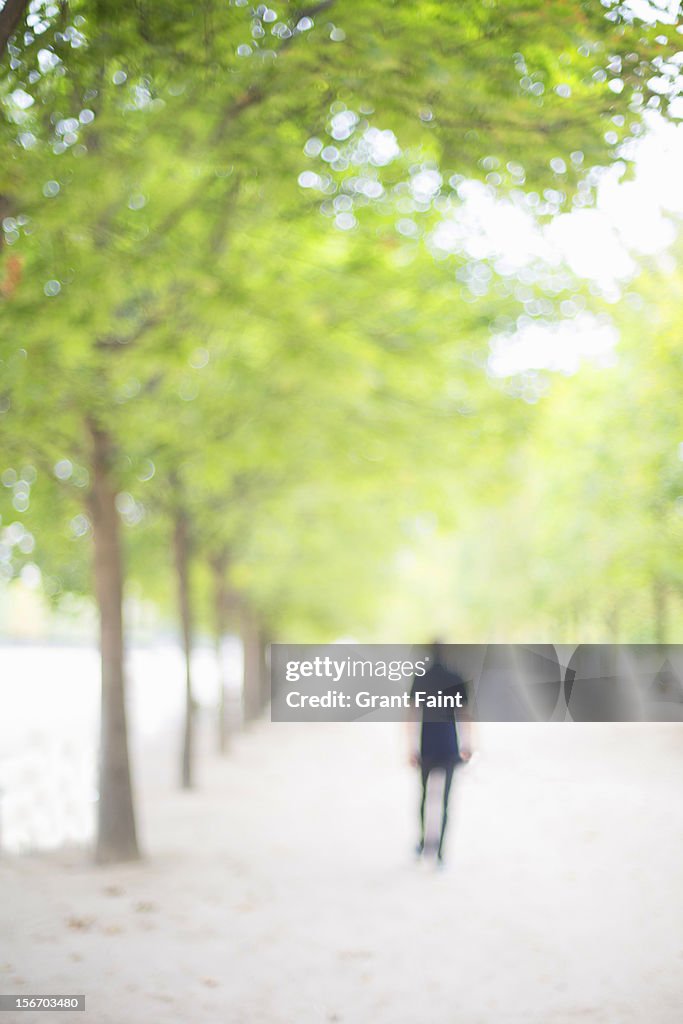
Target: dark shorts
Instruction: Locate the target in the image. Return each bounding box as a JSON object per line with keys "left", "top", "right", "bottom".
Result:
{"left": 420, "top": 756, "right": 460, "bottom": 774}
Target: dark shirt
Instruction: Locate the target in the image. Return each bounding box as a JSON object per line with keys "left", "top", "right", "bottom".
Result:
{"left": 411, "top": 661, "right": 468, "bottom": 766}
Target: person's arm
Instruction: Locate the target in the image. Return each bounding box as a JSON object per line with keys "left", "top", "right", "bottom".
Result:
{"left": 407, "top": 677, "right": 421, "bottom": 766}
{"left": 455, "top": 672, "right": 474, "bottom": 760}
{"left": 406, "top": 712, "right": 420, "bottom": 766}
{"left": 457, "top": 710, "right": 473, "bottom": 761}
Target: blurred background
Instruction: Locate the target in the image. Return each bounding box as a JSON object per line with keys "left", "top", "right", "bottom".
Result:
{"left": 1, "top": 1, "right": 683, "bottom": 1021}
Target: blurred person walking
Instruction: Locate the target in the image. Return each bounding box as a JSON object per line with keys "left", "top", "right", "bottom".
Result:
{"left": 409, "top": 642, "right": 472, "bottom": 865}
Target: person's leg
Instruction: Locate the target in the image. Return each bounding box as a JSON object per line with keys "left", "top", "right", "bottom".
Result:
{"left": 416, "top": 763, "right": 430, "bottom": 854}
{"left": 436, "top": 764, "right": 456, "bottom": 863}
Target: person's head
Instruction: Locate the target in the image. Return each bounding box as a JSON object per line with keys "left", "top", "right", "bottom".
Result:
{"left": 431, "top": 637, "right": 445, "bottom": 666}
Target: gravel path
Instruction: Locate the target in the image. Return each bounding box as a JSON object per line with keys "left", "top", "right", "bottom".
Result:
{"left": 1, "top": 719, "right": 682, "bottom": 1023}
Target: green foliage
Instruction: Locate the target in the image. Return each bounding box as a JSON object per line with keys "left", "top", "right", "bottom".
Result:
{"left": 1, "top": 0, "right": 682, "bottom": 641}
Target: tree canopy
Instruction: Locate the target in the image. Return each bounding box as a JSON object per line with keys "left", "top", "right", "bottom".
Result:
{"left": 2, "top": 0, "right": 682, "bottom": 860}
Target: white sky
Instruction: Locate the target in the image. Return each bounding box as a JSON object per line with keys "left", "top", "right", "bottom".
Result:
{"left": 485, "top": 116, "right": 683, "bottom": 376}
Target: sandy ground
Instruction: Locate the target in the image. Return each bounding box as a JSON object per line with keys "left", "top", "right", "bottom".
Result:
{"left": 1, "top": 718, "right": 682, "bottom": 1024}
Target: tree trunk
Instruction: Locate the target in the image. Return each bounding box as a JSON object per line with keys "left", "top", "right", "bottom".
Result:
{"left": 0, "top": 0, "right": 29, "bottom": 58}
{"left": 210, "top": 551, "right": 230, "bottom": 754}
{"left": 605, "top": 603, "right": 621, "bottom": 644}
{"left": 259, "top": 631, "right": 271, "bottom": 714}
{"left": 88, "top": 421, "right": 140, "bottom": 864}
{"left": 241, "top": 604, "right": 263, "bottom": 723}
{"left": 173, "top": 506, "right": 195, "bottom": 789}
{"left": 653, "top": 577, "right": 669, "bottom": 646}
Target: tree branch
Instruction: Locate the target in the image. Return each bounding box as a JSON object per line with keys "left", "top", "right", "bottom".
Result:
{"left": 146, "top": 0, "right": 337, "bottom": 246}
{"left": 0, "top": 0, "right": 30, "bottom": 58}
